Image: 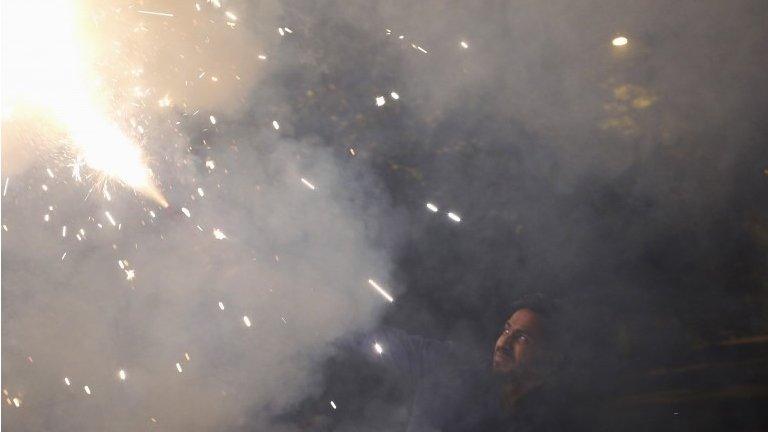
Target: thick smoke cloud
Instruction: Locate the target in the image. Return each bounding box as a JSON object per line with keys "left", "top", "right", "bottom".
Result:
{"left": 4, "top": 0, "right": 768, "bottom": 430}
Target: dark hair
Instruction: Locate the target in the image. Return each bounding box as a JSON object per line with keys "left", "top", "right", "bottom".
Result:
{"left": 507, "top": 292, "right": 562, "bottom": 343}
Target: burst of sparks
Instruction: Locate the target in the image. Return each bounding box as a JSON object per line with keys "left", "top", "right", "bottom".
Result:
{"left": 447, "top": 212, "right": 461, "bottom": 222}
{"left": 243, "top": 315, "right": 252, "bottom": 327}
{"left": 612, "top": 36, "right": 628, "bottom": 46}
{"left": 375, "top": 96, "right": 386, "bottom": 106}
{"left": 118, "top": 369, "right": 126, "bottom": 381}
{"left": 137, "top": 10, "right": 174, "bottom": 17}
{"left": 300, "top": 178, "right": 316, "bottom": 190}
{"left": 3, "top": 0, "right": 167, "bottom": 206}
{"left": 213, "top": 228, "right": 227, "bottom": 239}
{"left": 426, "top": 202, "right": 439, "bottom": 212}
{"left": 367, "top": 279, "right": 395, "bottom": 303}
{"left": 374, "top": 342, "right": 384, "bottom": 355}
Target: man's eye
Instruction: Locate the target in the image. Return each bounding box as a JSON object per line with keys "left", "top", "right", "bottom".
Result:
{"left": 503, "top": 328, "right": 511, "bottom": 335}
{"left": 517, "top": 334, "right": 529, "bottom": 343}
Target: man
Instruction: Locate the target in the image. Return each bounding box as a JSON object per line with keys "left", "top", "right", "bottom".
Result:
{"left": 359, "top": 293, "right": 574, "bottom": 431}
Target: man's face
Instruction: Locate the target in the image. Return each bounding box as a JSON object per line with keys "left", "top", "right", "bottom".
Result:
{"left": 492, "top": 308, "right": 544, "bottom": 377}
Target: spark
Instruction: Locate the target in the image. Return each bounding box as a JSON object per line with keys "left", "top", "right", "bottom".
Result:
{"left": 213, "top": 228, "right": 227, "bottom": 240}
{"left": 125, "top": 270, "right": 135, "bottom": 280}
{"left": 367, "top": 279, "right": 395, "bottom": 303}
{"left": 181, "top": 207, "right": 191, "bottom": 218}
{"left": 118, "top": 369, "right": 126, "bottom": 381}
{"left": 158, "top": 94, "right": 171, "bottom": 107}
{"left": 284, "top": 27, "right": 293, "bottom": 33}
{"left": 212, "top": 0, "right": 221, "bottom": 8}
{"left": 46, "top": 168, "right": 55, "bottom": 178}
{"left": 61, "top": 252, "right": 67, "bottom": 260}
{"left": 42, "top": 184, "right": 48, "bottom": 191}
{"left": 278, "top": 27, "right": 285, "bottom": 36}
{"left": 44, "top": 214, "right": 50, "bottom": 222}
{"left": 83, "top": 385, "right": 91, "bottom": 395}
{"left": 195, "top": 3, "right": 201, "bottom": 12}
{"left": 258, "top": 54, "right": 268, "bottom": 60}
{"left": 330, "top": 400, "right": 337, "bottom": 410}
{"left": 3, "top": 178, "right": 8, "bottom": 196}
{"left": 12, "top": 397, "right": 20, "bottom": 407}
{"left": 375, "top": 96, "right": 386, "bottom": 106}
{"left": 243, "top": 315, "right": 252, "bottom": 327}
{"left": 185, "top": 352, "right": 191, "bottom": 361}
{"left": 225, "top": 11, "right": 238, "bottom": 21}
{"left": 612, "top": 36, "right": 628, "bottom": 46}
{"left": 374, "top": 342, "right": 384, "bottom": 355}
{"left": 447, "top": 212, "right": 461, "bottom": 222}
{"left": 272, "top": 120, "right": 280, "bottom": 130}
{"left": 176, "top": 363, "right": 183, "bottom": 373}
{"left": 197, "top": 187, "right": 205, "bottom": 197}
{"left": 218, "top": 301, "right": 225, "bottom": 310}
{"left": 300, "top": 178, "right": 316, "bottom": 190}
{"left": 460, "top": 40, "right": 469, "bottom": 49}
{"left": 205, "top": 159, "right": 216, "bottom": 170}
{"left": 390, "top": 91, "right": 400, "bottom": 100}
{"left": 210, "top": 115, "right": 217, "bottom": 124}
{"left": 2, "top": 225, "right": 7, "bottom": 231}
{"left": 137, "top": 10, "right": 174, "bottom": 17}
{"left": 426, "top": 202, "right": 439, "bottom": 212}
{"left": 103, "top": 189, "right": 112, "bottom": 201}
{"left": 64, "top": 377, "right": 71, "bottom": 386}
{"left": 105, "top": 211, "right": 117, "bottom": 226}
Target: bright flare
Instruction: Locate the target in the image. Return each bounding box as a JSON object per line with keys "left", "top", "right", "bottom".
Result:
{"left": 1, "top": 0, "right": 167, "bottom": 206}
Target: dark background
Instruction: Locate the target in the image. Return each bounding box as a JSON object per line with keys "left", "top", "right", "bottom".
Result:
{"left": 265, "top": 0, "right": 768, "bottom": 430}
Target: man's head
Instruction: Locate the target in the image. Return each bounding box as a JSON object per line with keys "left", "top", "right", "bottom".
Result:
{"left": 492, "top": 293, "right": 556, "bottom": 381}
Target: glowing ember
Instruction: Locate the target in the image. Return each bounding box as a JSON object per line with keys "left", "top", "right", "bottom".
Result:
{"left": 374, "top": 342, "right": 384, "bottom": 355}
{"left": 447, "top": 212, "right": 461, "bottom": 222}
{"left": 176, "top": 363, "right": 183, "bottom": 373}
{"left": 612, "top": 36, "right": 628, "bottom": 46}
{"left": 243, "top": 315, "right": 252, "bottom": 327}
{"left": 83, "top": 385, "right": 91, "bottom": 395}
{"left": 367, "top": 279, "right": 395, "bottom": 302}
{"left": 375, "top": 96, "right": 386, "bottom": 106}
{"left": 118, "top": 369, "right": 126, "bottom": 381}
{"left": 213, "top": 228, "right": 227, "bottom": 240}
{"left": 300, "top": 178, "right": 316, "bottom": 190}
{"left": 390, "top": 91, "right": 400, "bottom": 100}
{"left": 272, "top": 120, "right": 280, "bottom": 130}
{"left": 460, "top": 40, "right": 469, "bottom": 49}
{"left": 426, "top": 202, "right": 439, "bottom": 212}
